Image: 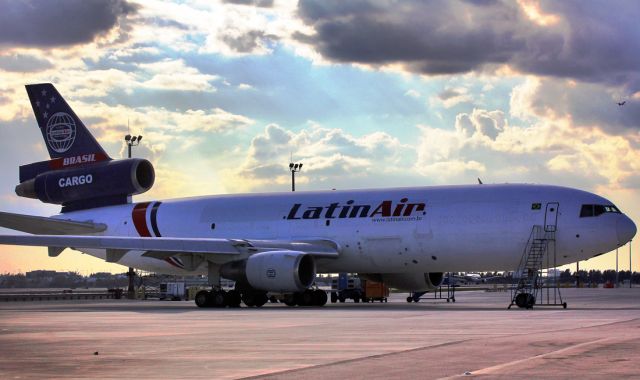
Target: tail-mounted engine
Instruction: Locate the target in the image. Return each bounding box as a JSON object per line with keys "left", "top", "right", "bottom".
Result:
{"left": 15, "top": 158, "right": 155, "bottom": 212}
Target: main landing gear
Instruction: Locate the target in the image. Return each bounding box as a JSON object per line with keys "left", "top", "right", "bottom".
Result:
{"left": 195, "top": 289, "right": 242, "bottom": 308}
{"left": 195, "top": 289, "right": 328, "bottom": 308}
{"left": 283, "top": 289, "right": 328, "bottom": 307}
{"left": 195, "top": 288, "right": 328, "bottom": 308}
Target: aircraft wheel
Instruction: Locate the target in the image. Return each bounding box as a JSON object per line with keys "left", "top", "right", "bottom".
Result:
{"left": 313, "top": 289, "right": 328, "bottom": 306}
{"left": 195, "top": 290, "right": 210, "bottom": 308}
{"left": 283, "top": 294, "right": 297, "bottom": 307}
{"left": 225, "top": 290, "right": 242, "bottom": 308}
{"left": 406, "top": 296, "right": 413, "bottom": 303}
{"left": 242, "top": 292, "right": 256, "bottom": 307}
{"left": 330, "top": 292, "right": 338, "bottom": 303}
{"left": 253, "top": 292, "right": 268, "bottom": 307}
{"left": 211, "top": 290, "right": 226, "bottom": 308}
{"left": 296, "top": 290, "right": 314, "bottom": 306}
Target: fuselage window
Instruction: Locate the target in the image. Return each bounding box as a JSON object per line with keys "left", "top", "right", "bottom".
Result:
{"left": 580, "top": 204, "right": 622, "bottom": 218}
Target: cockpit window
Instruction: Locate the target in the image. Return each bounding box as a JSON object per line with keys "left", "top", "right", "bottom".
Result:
{"left": 580, "top": 204, "right": 621, "bottom": 217}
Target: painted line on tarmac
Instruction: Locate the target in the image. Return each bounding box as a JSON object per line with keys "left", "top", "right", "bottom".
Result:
{"left": 439, "top": 337, "right": 613, "bottom": 379}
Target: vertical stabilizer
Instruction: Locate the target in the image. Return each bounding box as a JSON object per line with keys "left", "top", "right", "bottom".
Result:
{"left": 25, "top": 83, "right": 110, "bottom": 159}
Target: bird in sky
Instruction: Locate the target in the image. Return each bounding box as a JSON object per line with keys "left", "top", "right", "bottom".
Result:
{"left": 617, "top": 101, "right": 626, "bottom": 106}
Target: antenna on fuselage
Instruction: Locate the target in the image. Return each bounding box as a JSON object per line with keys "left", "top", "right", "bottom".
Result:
{"left": 478, "top": 178, "right": 483, "bottom": 185}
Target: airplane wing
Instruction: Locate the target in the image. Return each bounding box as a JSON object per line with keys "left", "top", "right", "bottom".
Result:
{"left": 0, "top": 211, "right": 107, "bottom": 235}
{"left": 0, "top": 234, "right": 340, "bottom": 269}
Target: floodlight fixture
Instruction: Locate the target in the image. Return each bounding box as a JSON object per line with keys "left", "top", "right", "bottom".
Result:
{"left": 289, "top": 161, "right": 303, "bottom": 192}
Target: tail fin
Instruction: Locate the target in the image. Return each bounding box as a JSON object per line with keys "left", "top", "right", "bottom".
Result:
{"left": 25, "top": 83, "right": 110, "bottom": 159}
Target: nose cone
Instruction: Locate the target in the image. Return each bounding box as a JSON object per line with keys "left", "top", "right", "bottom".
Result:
{"left": 617, "top": 216, "right": 637, "bottom": 245}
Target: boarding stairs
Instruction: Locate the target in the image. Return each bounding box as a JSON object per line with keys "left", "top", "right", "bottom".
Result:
{"left": 509, "top": 225, "right": 566, "bottom": 309}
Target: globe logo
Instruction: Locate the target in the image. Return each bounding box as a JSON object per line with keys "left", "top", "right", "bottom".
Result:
{"left": 46, "top": 112, "right": 76, "bottom": 153}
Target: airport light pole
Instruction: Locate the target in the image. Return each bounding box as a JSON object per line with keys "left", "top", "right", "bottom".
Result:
{"left": 125, "top": 134, "right": 143, "bottom": 158}
{"left": 289, "top": 162, "right": 302, "bottom": 192}
{"left": 125, "top": 133, "right": 143, "bottom": 299}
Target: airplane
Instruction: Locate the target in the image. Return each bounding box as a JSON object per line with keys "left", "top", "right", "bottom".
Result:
{"left": 0, "top": 83, "right": 636, "bottom": 308}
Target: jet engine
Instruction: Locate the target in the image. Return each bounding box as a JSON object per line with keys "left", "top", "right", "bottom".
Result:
{"left": 15, "top": 158, "right": 154, "bottom": 210}
{"left": 220, "top": 251, "right": 316, "bottom": 293}
{"left": 360, "top": 272, "right": 444, "bottom": 292}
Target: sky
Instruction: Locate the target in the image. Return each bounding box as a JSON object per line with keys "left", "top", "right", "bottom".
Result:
{"left": 0, "top": 0, "right": 639, "bottom": 275}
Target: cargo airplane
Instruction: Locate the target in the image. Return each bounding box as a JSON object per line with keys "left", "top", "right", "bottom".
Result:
{"left": 0, "top": 84, "right": 636, "bottom": 308}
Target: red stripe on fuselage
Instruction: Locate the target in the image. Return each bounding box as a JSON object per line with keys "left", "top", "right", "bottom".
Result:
{"left": 132, "top": 202, "right": 152, "bottom": 237}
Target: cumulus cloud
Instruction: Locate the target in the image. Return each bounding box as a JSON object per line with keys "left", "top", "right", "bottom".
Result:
{"left": 510, "top": 77, "right": 640, "bottom": 134}
{"left": 223, "top": 123, "right": 413, "bottom": 191}
{"left": 415, "top": 98, "right": 640, "bottom": 190}
{"left": 295, "top": 0, "right": 640, "bottom": 90}
{"left": 0, "top": 0, "right": 138, "bottom": 47}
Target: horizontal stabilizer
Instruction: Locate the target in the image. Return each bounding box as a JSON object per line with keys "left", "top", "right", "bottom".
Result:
{"left": 0, "top": 211, "right": 107, "bottom": 235}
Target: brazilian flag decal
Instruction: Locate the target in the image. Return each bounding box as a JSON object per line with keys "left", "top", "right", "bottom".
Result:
{"left": 531, "top": 203, "right": 542, "bottom": 210}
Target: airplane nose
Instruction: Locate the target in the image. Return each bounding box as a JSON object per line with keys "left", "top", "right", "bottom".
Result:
{"left": 617, "top": 216, "right": 637, "bottom": 245}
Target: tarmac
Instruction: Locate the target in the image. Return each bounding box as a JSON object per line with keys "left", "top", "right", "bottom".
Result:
{"left": 1, "top": 288, "right": 639, "bottom": 379}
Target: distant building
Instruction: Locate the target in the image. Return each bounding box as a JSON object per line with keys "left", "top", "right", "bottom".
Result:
{"left": 25, "top": 270, "right": 58, "bottom": 280}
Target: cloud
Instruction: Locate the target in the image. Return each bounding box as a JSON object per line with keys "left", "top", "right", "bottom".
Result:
{"left": 223, "top": 123, "right": 413, "bottom": 191}
{"left": 510, "top": 77, "right": 640, "bottom": 134}
{"left": 296, "top": 0, "right": 525, "bottom": 74}
{"left": 414, "top": 125, "right": 486, "bottom": 180}
{"left": 138, "top": 59, "right": 218, "bottom": 92}
{"left": 222, "top": 0, "right": 274, "bottom": 8}
{"left": 434, "top": 87, "right": 474, "bottom": 109}
{"left": 0, "top": 53, "right": 52, "bottom": 72}
{"left": 456, "top": 108, "right": 506, "bottom": 140}
{"left": 295, "top": 0, "right": 640, "bottom": 89}
{"left": 0, "top": 0, "right": 138, "bottom": 47}
{"left": 220, "top": 30, "right": 277, "bottom": 53}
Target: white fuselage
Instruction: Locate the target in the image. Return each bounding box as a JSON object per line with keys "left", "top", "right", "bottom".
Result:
{"left": 61, "top": 184, "right": 635, "bottom": 275}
